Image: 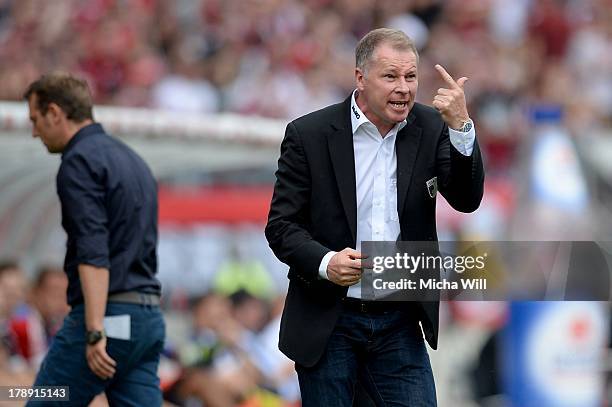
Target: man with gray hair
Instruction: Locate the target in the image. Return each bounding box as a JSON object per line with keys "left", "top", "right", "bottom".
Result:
{"left": 266, "top": 28, "right": 484, "bottom": 406}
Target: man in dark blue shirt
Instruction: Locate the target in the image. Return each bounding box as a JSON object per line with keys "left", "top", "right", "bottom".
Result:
{"left": 24, "top": 72, "right": 165, "bottom": 406}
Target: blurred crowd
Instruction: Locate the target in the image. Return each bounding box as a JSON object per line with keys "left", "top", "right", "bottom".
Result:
{"left": 0, "top": 260, "right": 300, "bottom": 407}
{"left": 0, "top": 261, "right": 68, "bottom": 386}
{"left": 1, "top": 0, "right": 610, "bottom": 150}
{"left": 162, "top": 291, "right": 300, "bottom": 406}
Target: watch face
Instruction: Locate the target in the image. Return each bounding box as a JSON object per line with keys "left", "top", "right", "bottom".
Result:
{"left": 86, "top": 330, "right": 104, "bottom": 345}
{"left": 462, "top": 121, "right": 472, "bottom": 132}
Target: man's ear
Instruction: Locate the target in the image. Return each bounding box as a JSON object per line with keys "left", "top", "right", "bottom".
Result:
{"left": 355, "top": 67, "right": 366, "bottom": 92}
{"left": 46, "top": 103, "right": 65, "bottom": 124}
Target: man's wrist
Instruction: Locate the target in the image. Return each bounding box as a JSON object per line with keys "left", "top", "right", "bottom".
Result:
{"left": 450, "top": 117, "right": 471, "bottom": 131}
{"left": 318, "top": 251, "right": 337, "bottom": 280}
{"left": 86, "top": 321, "right": 105, "bottom": 331}
{"left": 85, "top": 329, "right": 105, "bottom": 345}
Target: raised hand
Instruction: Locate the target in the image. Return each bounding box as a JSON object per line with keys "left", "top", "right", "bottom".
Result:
{"left": 432, "top": 64, "right": 470, "bottom": 130}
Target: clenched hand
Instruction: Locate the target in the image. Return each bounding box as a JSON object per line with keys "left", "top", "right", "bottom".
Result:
{"left": 326, "top": 248, "right": 366, "bottom": 286}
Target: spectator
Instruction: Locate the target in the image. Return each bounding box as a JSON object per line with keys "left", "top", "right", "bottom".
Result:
{"left": 0, "top": 261, "right": 35, "bottom": 385}
{"left": 0, "top": 261, "right": 45, "bottom": 368}
{"left": 0, "top": 261, "right": 28, "bottom": 318}
{"left": 165, "top": 292, "right": 260, "bottom": 406}
{"left": 30, "top": 266, "right": 70, "bottom": 342}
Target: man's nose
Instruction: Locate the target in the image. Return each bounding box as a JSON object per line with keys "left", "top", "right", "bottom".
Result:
{"left": 395, "top": 78, "right": 411, "bottom": 94}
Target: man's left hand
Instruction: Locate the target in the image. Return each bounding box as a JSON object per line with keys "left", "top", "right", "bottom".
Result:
{"left": 432, "top": 64, "right": 470, "bottom": 130}
{"left": 86, "top": 337, "right": 116, "bottom": 380}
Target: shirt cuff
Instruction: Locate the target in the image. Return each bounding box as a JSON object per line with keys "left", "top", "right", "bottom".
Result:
{"left": 318, "top": 251, "right": 337, "bottom": 280}
{"left": 448, "top": 125, "right": 476, "bottom": 156}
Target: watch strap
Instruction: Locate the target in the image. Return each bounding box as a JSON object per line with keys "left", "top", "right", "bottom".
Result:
{"left": 85, "top": 329, "right": 105, "bottom": 345}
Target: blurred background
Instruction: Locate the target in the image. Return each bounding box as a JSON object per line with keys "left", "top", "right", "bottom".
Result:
{"left": 0, "top": 0, "right": 611, "bottom": 406}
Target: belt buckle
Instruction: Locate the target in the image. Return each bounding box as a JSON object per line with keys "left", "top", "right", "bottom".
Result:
{"left": 360, "top": 302, "right": 367, "bottom": 313}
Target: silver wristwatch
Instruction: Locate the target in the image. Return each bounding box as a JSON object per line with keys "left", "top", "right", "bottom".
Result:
{"left": 457, "top": 118, "right": 473, "bottom": 133}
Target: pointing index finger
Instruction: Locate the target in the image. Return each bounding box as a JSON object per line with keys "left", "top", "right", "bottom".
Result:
{"left": 435, "top": 64, "right": 458, "bottom": 89}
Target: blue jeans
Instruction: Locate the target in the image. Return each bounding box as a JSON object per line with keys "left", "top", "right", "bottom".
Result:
{"left": 296, "top": 307, "right": 436, "bottom": 407}
{"left": 28, "top": 302, "right": 165, "bottom": 406}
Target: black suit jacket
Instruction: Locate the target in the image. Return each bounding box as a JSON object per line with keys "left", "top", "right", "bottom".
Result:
{"left": 265, "top": 95, "right": 485, "bottom": 367}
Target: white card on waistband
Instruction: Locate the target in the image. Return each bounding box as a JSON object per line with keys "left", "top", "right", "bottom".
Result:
{"left": 103, "top": 315, "right": 131, "bottom": 340}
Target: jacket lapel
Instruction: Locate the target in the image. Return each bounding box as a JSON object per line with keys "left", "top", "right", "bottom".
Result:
{"left": 327, "top": 98, "right": 357, "bottom": 244}
{"left": 396, "top": 114, "right": 422, "bottom": 216}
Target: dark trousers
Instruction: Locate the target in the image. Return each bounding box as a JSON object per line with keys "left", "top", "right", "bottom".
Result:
{"left": 28, "top": 302, "right": 165, "bottom": 406}
{"left": 296, "top": 306, "right": 436, "bottom": 407}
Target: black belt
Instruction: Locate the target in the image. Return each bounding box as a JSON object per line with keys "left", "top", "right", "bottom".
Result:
{"left": 107, "top": 291, "right": 160, "bottom": 306}
{"left": 342, "top": 297, "right": 408, "bottom": 314}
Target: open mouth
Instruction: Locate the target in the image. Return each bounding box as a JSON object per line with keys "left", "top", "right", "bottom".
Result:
{"left": 389, "top": 101, "right": 408, "bottom": 109}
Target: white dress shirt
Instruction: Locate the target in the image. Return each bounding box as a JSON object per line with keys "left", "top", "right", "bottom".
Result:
{"left": 318, "top": 91, "right": 476, "bottom": 298}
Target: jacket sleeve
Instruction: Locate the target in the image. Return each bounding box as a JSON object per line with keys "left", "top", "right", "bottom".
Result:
{"left": 436, "top": 123, "right": 485, "bottom": 213}
{"left": 265, "top": 122, "right": 330, "bottom": 282}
